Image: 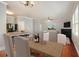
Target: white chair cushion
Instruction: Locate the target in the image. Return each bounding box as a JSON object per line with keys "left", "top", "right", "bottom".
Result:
{"left": 57, "top": 34, "right": 67, "bottom": 45}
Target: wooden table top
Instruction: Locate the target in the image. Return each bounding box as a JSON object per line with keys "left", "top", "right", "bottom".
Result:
{"left": 28, "top": 40, "right": 64, "bottom": 57}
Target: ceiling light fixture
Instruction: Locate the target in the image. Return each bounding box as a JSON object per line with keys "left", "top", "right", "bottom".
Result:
{"left": 48, "top": 17, "right": 53, "bottom": 20}
{"left": 22, "top": 1, "right": 35, "bottom": 7}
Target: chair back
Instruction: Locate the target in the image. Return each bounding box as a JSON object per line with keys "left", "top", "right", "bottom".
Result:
{"left": 49, "top": 30, "right": 57, "bottom": 42}
{"left": 4, "top": 34, "right": 14, "bottom": 57}
{"left": 43, "top": 32, "right": 49, "bottom": 41}
{"left": 57, "top": 34, "right": 67, "bottom": 45}
{"left": 14, "top": 36, "right": 30, "bottom": 57}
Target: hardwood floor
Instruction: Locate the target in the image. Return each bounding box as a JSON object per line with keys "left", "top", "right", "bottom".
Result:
{"left": 61, "top": 44, "right": 78, "bottom": 57}
{"left": 0, "top": 43, "right": 78, "bottom": 57}
{"left": 0, "top": 50, "right": 6, "bottom": 57}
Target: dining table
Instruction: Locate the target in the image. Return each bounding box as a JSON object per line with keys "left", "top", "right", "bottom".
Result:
{"left": 28, "top": 40, "right": 64, "bottom": 57}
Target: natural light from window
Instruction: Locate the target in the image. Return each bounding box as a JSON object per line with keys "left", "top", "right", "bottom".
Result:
{"left": 72, "top": 6, "right": 78, "bottom": 36}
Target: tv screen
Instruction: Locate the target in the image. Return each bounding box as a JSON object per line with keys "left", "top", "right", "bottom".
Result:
{"left": 64, "top": 22, "right": 70, "bottom": 27}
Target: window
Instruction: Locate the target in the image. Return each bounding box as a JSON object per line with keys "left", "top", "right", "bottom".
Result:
{"left": 72, "top": 6, "right": 79, "bottom": 36}
{"left": 47, "top": 20, "right": 56, "bottom": 30}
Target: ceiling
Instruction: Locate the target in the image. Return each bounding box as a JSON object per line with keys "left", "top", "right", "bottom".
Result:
{"left": 5, "top": 1, "right": 77, "bottom": 20}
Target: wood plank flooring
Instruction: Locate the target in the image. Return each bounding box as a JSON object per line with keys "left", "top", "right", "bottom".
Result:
{"left": 61, "top": 44, "right": 78, "bottom": 57}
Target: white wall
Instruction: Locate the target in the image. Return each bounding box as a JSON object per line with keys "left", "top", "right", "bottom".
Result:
{"left": 33, "top": 19, "right": 41, "bottom": 33}
{"left": 17, "top": 16, "right": 33, "bottom": 33}
{"left": 7, "top": 15, "right": 17, "bottom": 24}
{"left": 17, "top": 16, "right": 64, "bottom": 34}
{"left": 33, "top": 18, "right": 48, "bottom": 33}
{"left": 33, "top": 18, "right": 65, "bottom": 33}
{"left": 0, "top": 2, "right": 6, "bottom": 50}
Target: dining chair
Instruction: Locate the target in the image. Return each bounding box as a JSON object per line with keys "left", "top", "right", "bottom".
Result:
{"left": 57, "top": 34, "right": 67, "bottom": 45}
{"left": 39, "top": 32, "right": 44, "bottom": 42}
{"left": 4, "top": 34, "right": 14, "bottom": 57}
{"left": 43, "top": 30, "right": 57, "bottom": 42}
{"left": 14, "top": 36, "right": 30, "bottom": 57}
{"left": 49, "top": 30, "right": 57, "bottom": 42}
{"left": 43, "top": 32, "right": 49, "bottom": 41}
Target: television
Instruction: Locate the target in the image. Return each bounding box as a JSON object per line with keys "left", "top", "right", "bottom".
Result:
{"left": 64, "top": 22, "right": 70, "bottom": 27}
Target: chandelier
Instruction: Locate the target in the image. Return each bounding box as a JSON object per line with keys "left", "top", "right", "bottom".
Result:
{"left": 22, "top": 1, "right": 35, "bottom": 7}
